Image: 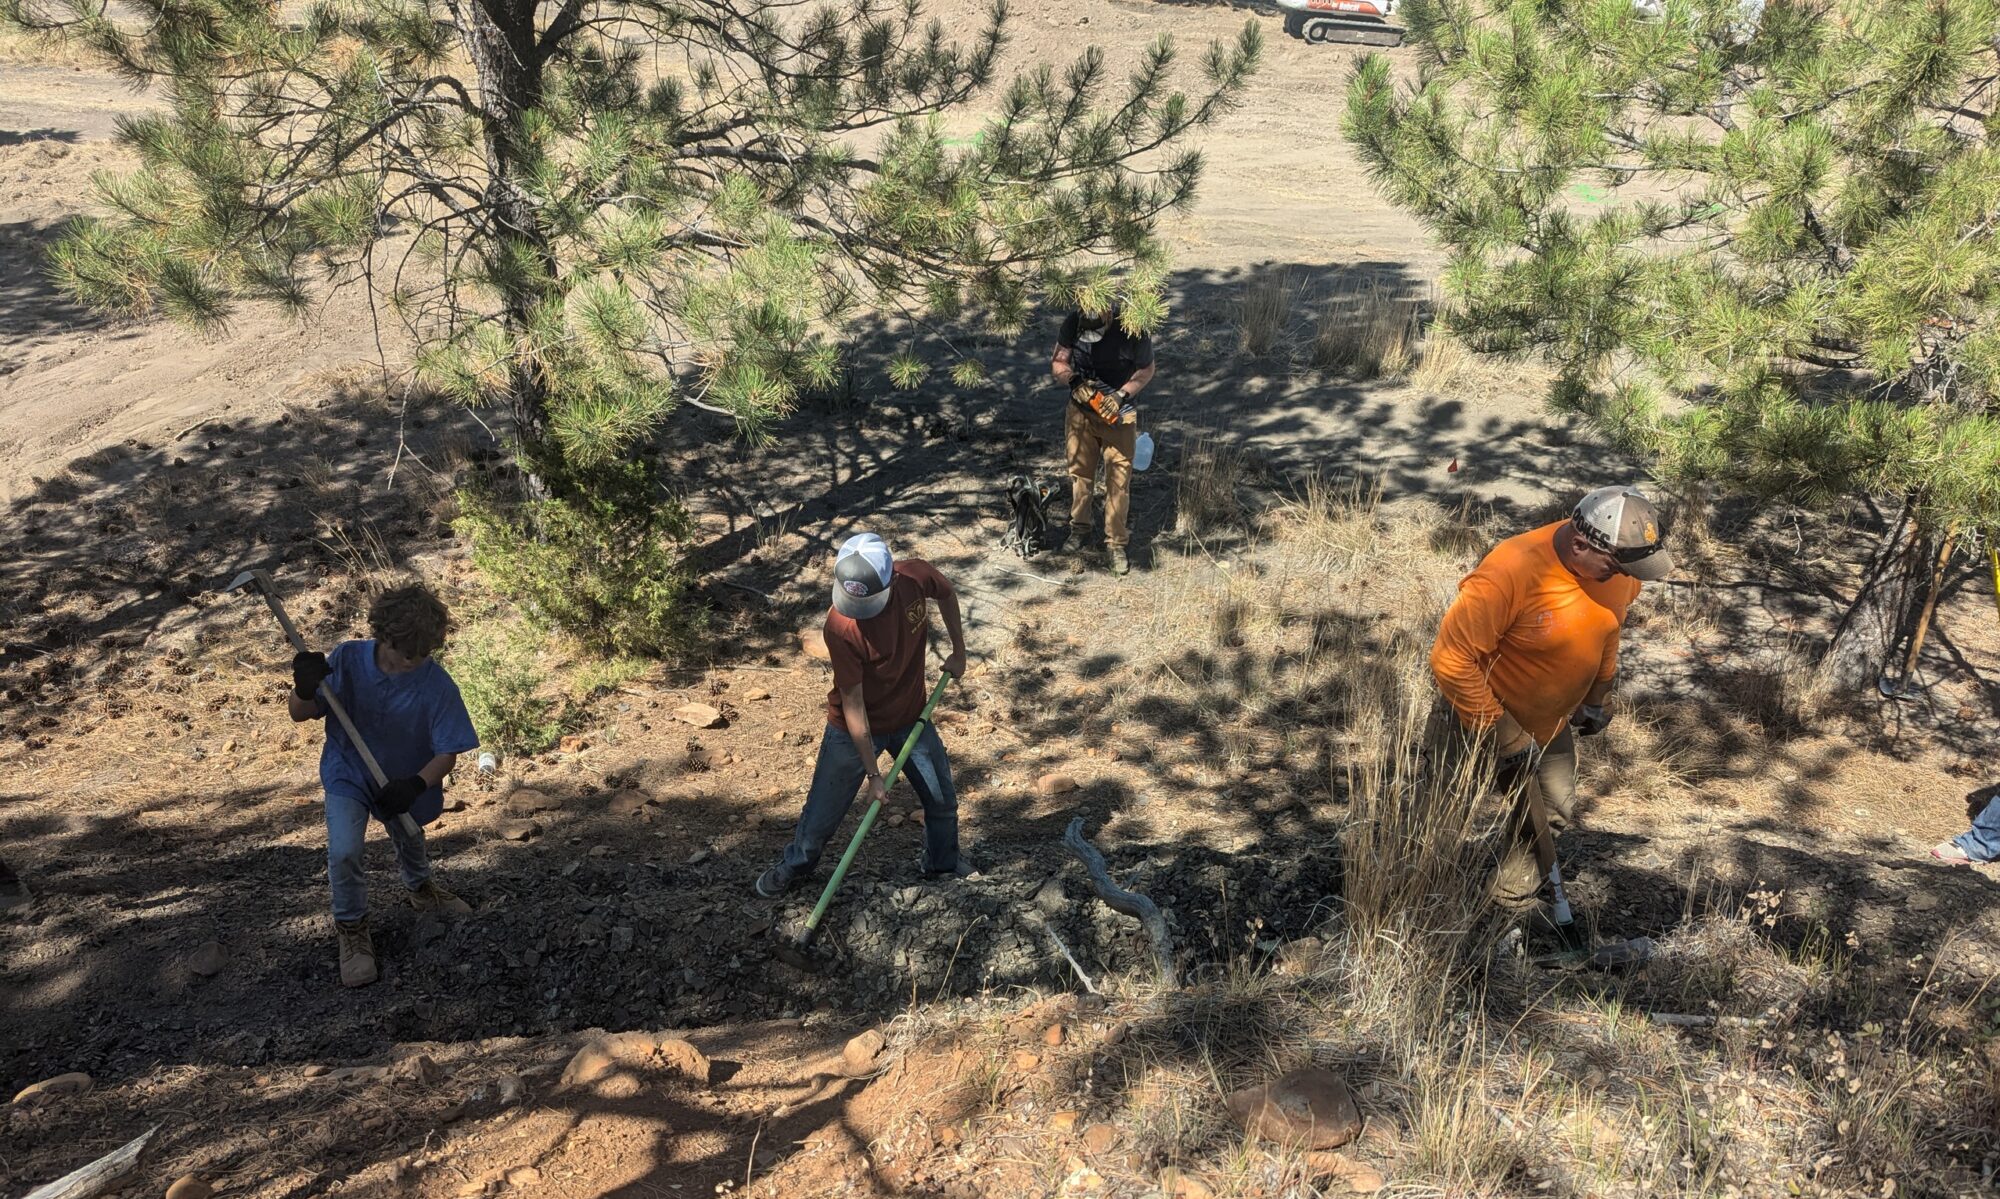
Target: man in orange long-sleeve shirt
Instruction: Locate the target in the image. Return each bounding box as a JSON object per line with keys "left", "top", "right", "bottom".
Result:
{"left": 1431, "top": 485, "right": 1673, "bottom": 906}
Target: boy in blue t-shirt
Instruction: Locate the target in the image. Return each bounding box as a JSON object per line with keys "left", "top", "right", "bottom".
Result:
{"left": 288, "top": 582, "right": 480, "bottom": 988}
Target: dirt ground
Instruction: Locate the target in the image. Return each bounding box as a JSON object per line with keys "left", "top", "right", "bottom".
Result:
{"left": 6, "top": 5, "right": 2000, "bottom": 1198}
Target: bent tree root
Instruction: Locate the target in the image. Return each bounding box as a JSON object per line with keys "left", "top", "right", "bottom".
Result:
{"left": 1063, "top": 816, "right": 1178, "bottom": 988}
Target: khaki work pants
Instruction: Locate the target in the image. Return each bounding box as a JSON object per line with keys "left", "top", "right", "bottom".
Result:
{"left": 1066, "top": 402, "right": 1136, "bottom": 549}
{"left": 1424, "top": 700, "right": 1579, "bottom": 905}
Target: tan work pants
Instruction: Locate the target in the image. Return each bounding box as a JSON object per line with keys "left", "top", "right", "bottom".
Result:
{"left": 1424, "top": 700, "right": 1579, "bottom": 905}
{"left": 1066, "top": 402, "right": 1136, "bottom": 550}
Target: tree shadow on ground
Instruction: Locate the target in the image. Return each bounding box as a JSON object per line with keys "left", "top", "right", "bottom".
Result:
{"left": 0, "top": 217, "right": 105, "bottom": 344}
{"left": 7, "top": 255, "right": 2000, "bottom": 1194}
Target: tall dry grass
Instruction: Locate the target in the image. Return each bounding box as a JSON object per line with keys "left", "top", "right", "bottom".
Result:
{"left": 1312, "top": 282, "right": 1419, "bottom": 378}
{"left": 1410, "top": 327, "right": 1473, "bottom": 392}
{"left": 1173, "top": 431, "right": 1249, "bottom": 539}
{"left": 1238, "top": 272, "right": 1294, "bottom": 359}
{"left": 977, "top": 481, "right": 1990, "bottom": 1199}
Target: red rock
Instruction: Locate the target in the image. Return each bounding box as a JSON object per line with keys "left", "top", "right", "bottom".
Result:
{"left": 560, "top": 1032, "right": 711, "bottom": 1090}
{"left": 674, "top": 703, "right": 725, "bottom": 729}
{"left": 1036, "top": 773, "right": 1079, "bottom": 796}
{"left": 507, "top": 787, "right": 559, "bottom": 813}
{"left": 395, "top": 1054, "right": 443, "bottom": 1084}
{"left": 1224, "top": 1067, "right": 1362, "bottom": 1149}
{"left": 607, "top": 790, "right": 652, "bottom": 815}
{"left": 843, "top": 1029, "right": 887, "bottom": 1074}
{"left": 1081, "top": 1123, "right": 1119, "bottom": 1154}
{"left": 11, "top": 1072, "right": 91, "bottom": 1107}
{"left": 1158, "top": 1168, "right": 1214, "bottom": 1199}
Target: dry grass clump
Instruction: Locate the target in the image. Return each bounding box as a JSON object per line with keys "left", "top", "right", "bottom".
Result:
{"left": 1173, "top": 431, "right": 1249, "bottom": 538}
{"left": 1410, "top": 327, "right": 1473, "bottom": 392}
{"left": 1742, "top": 639, "right": 1841, "bottom": 736}
{"left": 1237, "top": 275, "right": 1442, "bottom": 379}
{"left": 1238, "top": 271, "right": 1295, "bottom": 358}
{"left": 1312, "top": 282, "right": 1420, "bottom": 378}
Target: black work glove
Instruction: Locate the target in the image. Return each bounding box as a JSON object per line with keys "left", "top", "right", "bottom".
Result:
{"left": 1492, "top": 744, "right": 1537, "bottom": 794}
{"left": 292, "top": 650, "right": 331, "bottom": 701}
{"left": 1569, "top": 704, "right": 1611, "bottom": 737}
{"left": 375, "top": 775, "right": 427, "bottom": 817}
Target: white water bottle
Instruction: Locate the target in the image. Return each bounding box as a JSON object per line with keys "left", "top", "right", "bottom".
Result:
{"left": 1133, "top": 431, "right": 1155, "bottom": 473}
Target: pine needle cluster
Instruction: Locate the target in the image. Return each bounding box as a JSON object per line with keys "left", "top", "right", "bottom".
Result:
{"left": 1345, "top": 0, "right": 2000, "bottom": 535}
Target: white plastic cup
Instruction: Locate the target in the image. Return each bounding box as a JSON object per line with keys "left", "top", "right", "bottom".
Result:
{"left": 477, "top": 751, "right": 498, "bottom": 775}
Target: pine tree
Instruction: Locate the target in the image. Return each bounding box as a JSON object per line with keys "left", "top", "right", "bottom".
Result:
{"left": 1344, "top": 0, "right": 2000, "bottom": 684}
{"left": 4, "top": 0, "right": 1258, "bottom": 649}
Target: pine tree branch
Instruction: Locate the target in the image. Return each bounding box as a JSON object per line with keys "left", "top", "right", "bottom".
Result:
{"left": 535, "top": 0, "right": 592, "bottom": 61}
{"left": 678, "top": 143, "right": 883, "bottom": 174}
{"left": 1798, "top": 200, "right": 1853, "bottom": 273}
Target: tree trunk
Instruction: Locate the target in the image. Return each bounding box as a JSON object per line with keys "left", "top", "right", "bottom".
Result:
{"left": 1822, "top": 510, "right": 1920, "bottom": 691}
{"left": 455, "top": 0, "right": 558, "bottom": 478}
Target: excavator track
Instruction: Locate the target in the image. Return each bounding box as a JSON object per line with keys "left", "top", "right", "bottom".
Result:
{"left": 1284, "top": 13, "right": 1407, "bottom": 46}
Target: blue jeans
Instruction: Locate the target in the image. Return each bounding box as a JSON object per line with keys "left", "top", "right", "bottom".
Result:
{"left": 326, "top": 789, "right": 432, "bottom": 923}
{"left": 1956, "top": 793, "right": 2000, "bottom": 861}
{"left": 780, "top": 721, "right": 960, "bottom": 878}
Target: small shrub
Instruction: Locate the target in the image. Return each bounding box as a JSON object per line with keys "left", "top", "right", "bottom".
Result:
{"left": 567, "top": 654, "right": 652, "bottom": 700}
{"left": 455, "top": 461, "right": 703, "bottom": 658}
{"left": 446, "top": 627, "right": 567, "bottom": 756}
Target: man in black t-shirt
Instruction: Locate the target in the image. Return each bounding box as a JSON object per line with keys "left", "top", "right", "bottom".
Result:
{"left": 1051, "top": 306, "right": 1156, "bottom": 575}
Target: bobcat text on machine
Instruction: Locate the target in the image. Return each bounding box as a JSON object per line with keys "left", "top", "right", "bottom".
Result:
{"left": 1274, "top": 0, "right": 1406, "bottom": 46}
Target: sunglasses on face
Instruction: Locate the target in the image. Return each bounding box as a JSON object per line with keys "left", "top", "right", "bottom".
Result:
{"left": 1578, "top": 534, "right": 1659, "bottom": 565}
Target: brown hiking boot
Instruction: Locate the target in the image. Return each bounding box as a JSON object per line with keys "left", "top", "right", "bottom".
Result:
{"left": 336, "top": 919, "right": 378, "bottom": 988}
{"left": 407, "top": 879, "right": 472, "bottom": 916}
{"left": 1107, "top": 546, "right": 1130, "bottom": 576}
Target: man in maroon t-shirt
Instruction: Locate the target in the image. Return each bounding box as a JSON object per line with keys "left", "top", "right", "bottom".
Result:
{"left": 755, "top": 533, "right": 972, "bottom": 897}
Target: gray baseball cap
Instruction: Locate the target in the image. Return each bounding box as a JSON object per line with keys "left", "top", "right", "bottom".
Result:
{"left": 832, "top": 533, "right": 895, "bottom": 619}
{"left": 1572, "top": 486, "right": 1673, "bottom": 581}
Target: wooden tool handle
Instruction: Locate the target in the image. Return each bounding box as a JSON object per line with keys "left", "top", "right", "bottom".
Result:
{"left": 254, "top": 584, "right": 421, "bottom": 838}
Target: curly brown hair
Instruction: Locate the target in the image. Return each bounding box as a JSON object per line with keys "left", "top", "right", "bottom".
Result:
{"left": 368, "top": 582, "right": 451, "bottom": 658}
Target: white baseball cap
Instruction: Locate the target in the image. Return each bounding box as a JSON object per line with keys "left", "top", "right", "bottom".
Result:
{"left": 832, "top": 533, "right": 895, "bottom": 619}
{"left": 1572, "top": 486, "right": 1673, "bottom": 581}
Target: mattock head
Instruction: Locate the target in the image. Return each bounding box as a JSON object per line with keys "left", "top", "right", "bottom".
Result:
{"left": 222, "top": 567, "right": 275, "bottom": 595}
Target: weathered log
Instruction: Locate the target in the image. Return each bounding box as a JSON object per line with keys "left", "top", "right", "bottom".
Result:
{"left": 23, "top": 1125, "right": 158, "bottom": 1199}
{"left": 1062, "top": 816, "right": 1176, "bottom": 988}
